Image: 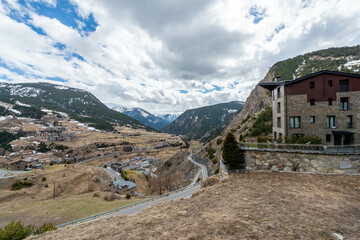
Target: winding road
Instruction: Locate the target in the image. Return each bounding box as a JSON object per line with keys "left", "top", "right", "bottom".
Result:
{"left": 187, "top": 154, "right": 208, "bottom": 180}
{"left": 58, "top": 154, "right": 209, "bottom": 228}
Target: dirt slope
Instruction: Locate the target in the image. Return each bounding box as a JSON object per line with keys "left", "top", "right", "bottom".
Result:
{"left": 31, "top": 173, "right": 360, "bottom": 240}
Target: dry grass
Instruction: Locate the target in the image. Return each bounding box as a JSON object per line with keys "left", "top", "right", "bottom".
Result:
{"left": 0, "top": 164, "right": 143, "bottom": 227}
{"left": 30, "top": 172, "right": 360, "bottom": 240}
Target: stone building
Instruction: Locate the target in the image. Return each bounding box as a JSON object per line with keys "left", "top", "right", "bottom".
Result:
{"left": 259, "top": 70, "right": 360, "bottom": 146}
{"left": 109, "top": 180, "right": 136, "bottom": 195}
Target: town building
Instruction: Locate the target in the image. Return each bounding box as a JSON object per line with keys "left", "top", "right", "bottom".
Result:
{"left": 9, "top": 157, "right": 39, "bottom": 170}
{"left": 109, "top": 180, "right": 136, "bottom": 195}
{"left": 259, "top": 70, "right": 360, "bottom": 146}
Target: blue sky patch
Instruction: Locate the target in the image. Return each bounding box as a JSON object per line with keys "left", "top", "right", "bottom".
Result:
{"left": 4, "top": 0, "right": 98, "bottom": 36}
{"left": 46, "top": 76, "right": 66, "bottom": 82}
{"left": 249, "top": 6, "right": 267, "bottom": 24}
{"left": 178, "top": 90, "right": 188, "bottom": 94}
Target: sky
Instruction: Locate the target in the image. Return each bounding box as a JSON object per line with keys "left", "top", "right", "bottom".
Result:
{"left": 0, "top": 0, "right": 360, "bottom": 114}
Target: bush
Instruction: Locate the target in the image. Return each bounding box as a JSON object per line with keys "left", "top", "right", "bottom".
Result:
{"left": 93, "top": 193, "right": 99, "bottom": 197}
{"left": 37, "top": 142, "right": 50, "bottom": 153}
{"left": 33, "top": 223, "right": 56, "bottom": 235}
{"left": 212, "top": 158, "right": 218, "bottom": 165}
{"left": 216, "top": 138, "right": 223, "bottom": 145}
{"left": 206, "top": 146, "right": 216, "bottom": 159}
{"left": 250, "top": 107, "right": 273, "bottom": 137}
{"left": 214, "top": 167, "right": 220, "bottom": 174}
{"left": 49, "top": 161, "right": 54, "bottom": 166}
{"left": 125, "top": 194, "right": 131, "bottom": 199}
{"left": 120, "top": 170, "right": 129, "bottom": 181}
{"left": 41, "top": 177, "right": 46, "bottom": 182}
{"left": 11, "top": 181, "right": 33, "bottom": 191}
{"left": 23, "top": 177, "right": 28, "bottom": 181}
{"left": 45, "top": 184, "right": 49, "bottom": 188}
{"left": 0, "top": 220, "right": 34, "bottom": 240}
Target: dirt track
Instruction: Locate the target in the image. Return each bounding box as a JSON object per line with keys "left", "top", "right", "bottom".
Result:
{"left": 30, "top": 172, "right": 360, "bottom": 240}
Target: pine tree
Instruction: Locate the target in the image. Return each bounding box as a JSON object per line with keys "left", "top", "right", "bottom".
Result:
{"left": 222, "top": 132, "right": 245, "bottom": 170}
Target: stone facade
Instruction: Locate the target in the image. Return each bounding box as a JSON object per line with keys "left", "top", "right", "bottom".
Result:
{"left": 286, "top": 91, "right": 360, "bottom": 145}
{"left": 244, "top": 150, "right": 360, "bottom": 175}
{"left": 260, "top": 71, "right": 360, "bottom": 146}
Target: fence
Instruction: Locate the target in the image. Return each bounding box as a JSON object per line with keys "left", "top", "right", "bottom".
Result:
{"left": 56, "top": 182, "right": 201, "bottom": 228}
{"left": 239, "top": 142, "right": 360, "bottom": 154}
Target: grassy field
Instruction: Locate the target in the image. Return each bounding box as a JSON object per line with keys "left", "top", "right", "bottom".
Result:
{"left": 0, "top": 192, "right": 142, "bottom": 227}
{"left": 32, "top": 172, "right": 360, "bottom": 240}
{"left": 0, "top": 164, "right": 145, "bottom": 227}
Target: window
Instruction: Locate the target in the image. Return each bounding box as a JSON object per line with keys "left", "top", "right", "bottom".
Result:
{"left": 348, "top": 115, "right": 353, "bottom": 128}
{"left": 328, "top": 80, "right": 333, "bottom": 88}
{"left": 339, "top": 79, "right": 349, "bottom": 92}
{"left": 340, "top": 97, "right": 349, "bottom": 110}
{"left": 277, "top": 102, "right": 281, "bottom": 113}
{"left": 309, "top": 82, "right": 315, "bottom": 89}
{"left": 277, "top": 87, "right": 280, "bottom": 98}
{"left": 310, "top": 99, "right": 315, "bottom": 106}
{"left": 310, "top": 116, "right": 315, "bottom": 124}
{"left": 326, "top": 116, "right": 335, "bottom": 128}
{"left": 326, "top": 134, "right": 331, "bottom": 142}
{"left": 274, "top": 132, "right": 277, "bottom": 139}
{"left": 328, "top": 98, "right": 333, "bottom": 106}
{"left": 277, "top": 117, "right": 281, "bottom": 128}
{"left": 290, "top": 116, "right": 301, "bottom": 128}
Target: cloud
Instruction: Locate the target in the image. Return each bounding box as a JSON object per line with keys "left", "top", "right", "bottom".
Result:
{"left": 0, "top": 0, "right": 360, "bottom": 114}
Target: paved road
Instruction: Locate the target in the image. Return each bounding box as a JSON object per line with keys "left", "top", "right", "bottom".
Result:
{"left": 100, "top": 167, "right": 124, "bottom": 181}
{"left": 190, "top": 170, "right": 201, "bottom": 185}
{"left": 77, "top": 184, "right": 201, "bottom": 226}
{"left": 187, "top": 154, "right": 208, "bottom": 180}
{"left": 0, "top": 169, "right": 8, "bottom": 178}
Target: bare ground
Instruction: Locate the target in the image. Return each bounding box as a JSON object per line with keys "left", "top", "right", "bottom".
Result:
{"left": 30, "top": 172, "right": 360, "bottom": 239}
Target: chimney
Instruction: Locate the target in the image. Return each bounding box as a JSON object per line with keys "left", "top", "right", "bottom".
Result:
{"left": 275, "top": 76, "right": 281, "bottom": 82}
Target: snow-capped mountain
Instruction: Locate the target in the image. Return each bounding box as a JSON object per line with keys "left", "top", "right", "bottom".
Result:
{"left": 107, "top": 104, "right": 172, "bottom": 130}
{"left": 156, "top": 114, "right": 179, "bottom": 123}
{"left": 161, "top": 101, "right": 244, "bottom": 141}
{"left": 0, "top": 82, "right": 145, "bottom": 131}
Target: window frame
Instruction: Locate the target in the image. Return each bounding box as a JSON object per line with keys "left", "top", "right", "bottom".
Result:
{"left": 328, "top": 80, "right": 333, "bottom": 88}
{"left": 326, "top": 116, "right": 336, "bottom": 128}
{"left": 289, "top": 116, "right": 301, "bottom": 128}
{"left": 310, "top": 116, "right": 315, "bottom": 124}
{"left": 310, "top": 99, "right": 315, "bottom": 106}
{"left": 309, "top": 81, "right": 315, "bottom": 89}
{"left": 340, "top": 97, "right": 349, "bottom": 110}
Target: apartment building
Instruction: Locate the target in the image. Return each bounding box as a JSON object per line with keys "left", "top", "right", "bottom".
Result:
{"left": 259, "top": 70, "right": 360, "bottom": 146}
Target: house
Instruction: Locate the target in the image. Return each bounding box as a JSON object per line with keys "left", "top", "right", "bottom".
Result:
{"left": 9, "top": 157, "right": 39, "bottom": 170}
{"left": 259, "top": 70, "right": 360, "bottom": 146}
{"left": 109, "top": 180, "right": 136, "bottom": 195}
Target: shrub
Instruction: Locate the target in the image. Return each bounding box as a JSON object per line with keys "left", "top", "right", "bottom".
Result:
{"left": 250, "top": 107, "right": 273, "bottom": 137}
{"left": 120, "top": 170, "right": 129, "bottom": 181}
{"left": 41, "top": 177, "right": 46, "bottom": 182}
{"left": 45, "top": 184, "right": 49, "bottom": 188}
{"left": 93, "top": 193, "right": 99, "bottom": 197}
{"left": 23, "top": 177, "right": 28, "bottom": 181}
{"left": 216, "top": 138, "right": 223, "bottom": 145}
{"left": 0, "top": 220, "right": 34, "bottom": 240}
{"left": 11, "top": 181, "right": 33, "bottom": 191}
{"left": 37, "top": 142, "right": 50, "bottom": 153}
{"left": 103, "top": 164, "right": 107, "bottom": 168}
{"left": 214, "top": 167, "right": 220, "bottom": 174}
{"left": 33, "top": 223, "right": 56, "bottom": 235}
{"left": 125, "top": 194, "right": 131, "bottom": 199}
{"left": 212, "top": 158, "right": 218, "bottom": 165}
{"left": 49, "top": 161, "right": 54, "bottom": 166}
{"left": 206, "top": 146, "right": 216, "bottom": 159}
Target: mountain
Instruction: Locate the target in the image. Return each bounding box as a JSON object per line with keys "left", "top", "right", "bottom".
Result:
{"left": 106, "top": 104, "right": 171, "bottom": 130}
{"left": 161, "top": 101, "right": 243, "bottom": 141}
{"left": 197, "top": 44, "right": 360, "bottom": 175}
{"left": 0, "top": 82, "right": 146, "bottom": 131}
{"left": 156, "top": 114, "right": 179, "bottom": 123}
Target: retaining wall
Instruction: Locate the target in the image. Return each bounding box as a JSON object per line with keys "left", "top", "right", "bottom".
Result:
{"left": 244, "top": 150, "right": 360, "bottom": 174}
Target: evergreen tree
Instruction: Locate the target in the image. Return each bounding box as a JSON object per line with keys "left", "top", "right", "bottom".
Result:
{"left": 222, "top": 132, "right": 245, "bottom": 170}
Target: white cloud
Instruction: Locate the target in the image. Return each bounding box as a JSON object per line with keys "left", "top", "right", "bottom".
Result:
{"left": 0, "top": 0, "right": 360, "bottom": 114}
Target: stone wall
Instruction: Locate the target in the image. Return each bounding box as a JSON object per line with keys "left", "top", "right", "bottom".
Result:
{"left": 244, "top": 150, "right": 360, "bottom": 175}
